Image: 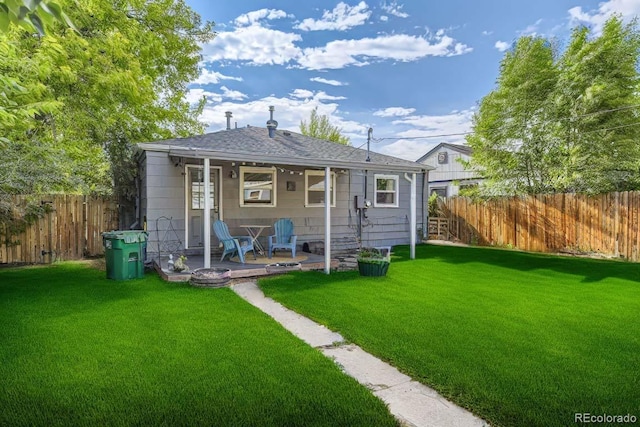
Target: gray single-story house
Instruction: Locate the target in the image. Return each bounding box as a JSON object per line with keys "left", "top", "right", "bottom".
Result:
{"left": 136, "top": 109, "right": 432, "bottom": 272}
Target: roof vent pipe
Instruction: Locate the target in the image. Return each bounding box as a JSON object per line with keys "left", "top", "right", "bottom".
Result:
{"left": 225, "top": 111, "right": 232, "bottom": 130}
{"left": 266, "top": 106, "right": 278, "bottom": 138}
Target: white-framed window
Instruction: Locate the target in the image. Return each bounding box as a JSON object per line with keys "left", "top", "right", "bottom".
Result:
{"left": 374, "top": 174, "right": 399, "bottom": 207}
{"left": 189, "top": 167, "right": 215, "bottom": 210}
{"left": 305, "top": 170, "right": 336, "bottom": 207}
{"left": 239, "top": 166, "right": 277, "bottom": 207}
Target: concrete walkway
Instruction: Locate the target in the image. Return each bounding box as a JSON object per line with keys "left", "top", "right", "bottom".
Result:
{"left": 231, "top": 282, "right": 488, "bottom": 427}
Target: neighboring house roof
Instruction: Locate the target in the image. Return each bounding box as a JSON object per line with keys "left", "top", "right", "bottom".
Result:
{"left": 416, "top": 142, "right": 473, "bottom": 163}
{"left": 138, "top": 126, "right": 432, "bottom": 173}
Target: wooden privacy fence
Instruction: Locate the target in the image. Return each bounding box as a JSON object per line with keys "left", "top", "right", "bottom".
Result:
{"left": 442, "top": 192, "right": 640, "bottom": 261}
{"left": 1, "top": 195, "right": 119, "bottom": 264}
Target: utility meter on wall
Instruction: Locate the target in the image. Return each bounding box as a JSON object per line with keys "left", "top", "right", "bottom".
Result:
{"left": 355, "top": 195, "right": 372, "bottom": 209}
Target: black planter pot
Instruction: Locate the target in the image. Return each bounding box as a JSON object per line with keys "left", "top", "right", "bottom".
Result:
{"left": 357, "top": 260, "right": 390, "bottom": 277}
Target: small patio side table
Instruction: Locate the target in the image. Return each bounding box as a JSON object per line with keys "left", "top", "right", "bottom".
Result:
{"left": 239, "top": 225, "right": 271, "bottom": 256}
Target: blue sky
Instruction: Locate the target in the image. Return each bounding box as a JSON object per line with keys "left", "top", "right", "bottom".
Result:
{"left": 184, "top": 0, "right": 639, "bottom": 160}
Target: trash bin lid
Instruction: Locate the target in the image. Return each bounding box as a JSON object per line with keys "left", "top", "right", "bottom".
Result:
{"left": 102, "top": 230, "right": 148, "bottom": 243}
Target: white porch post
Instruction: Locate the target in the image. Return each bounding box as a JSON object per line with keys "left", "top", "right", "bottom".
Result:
{"left": 405, "top": 173, "right": 417, "bottom": 260}
{"left": 324, "top": 166, "right": 331, "bottom": 274}
{"left": 203, "top": 158, "right": 211, "bottom": 268}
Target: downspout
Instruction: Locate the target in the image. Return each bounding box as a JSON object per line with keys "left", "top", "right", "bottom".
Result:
{"left": 404, "top": 173, "right": 417, "bottom": 260}
{"left": 324, "top": 166, "right": 331, "bottom": 274}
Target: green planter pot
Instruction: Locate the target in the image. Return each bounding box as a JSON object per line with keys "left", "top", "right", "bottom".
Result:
{"left": 358, "top": 260, "right": 390, "bottom": 277}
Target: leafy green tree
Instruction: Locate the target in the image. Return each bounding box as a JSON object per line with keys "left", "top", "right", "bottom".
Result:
{"left": 466, "top": 15, "right": 640, "bottom": 195}
{"left": 554, "top": 17, "right": 640, "bottom": 192}
{"left": 300, "top": 107, "right": 350, "bottom": 145}
{"left": 466, "top": 36, "right": 559, "bottom": 195}
{"left": 0, "top": 0, "right": 76, "bottom": 35}
{"left": 1, "top": 0, "right": 214, "bottom": 199}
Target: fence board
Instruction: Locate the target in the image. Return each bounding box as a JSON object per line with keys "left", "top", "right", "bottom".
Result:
{"left": 1, "top": 195, "right": 119, "bottom": 264}
{"left": 442, "top": 191, "right": 640, "bottom": 262}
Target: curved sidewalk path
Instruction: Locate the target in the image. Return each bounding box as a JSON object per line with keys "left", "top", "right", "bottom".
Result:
{"left": 232, "top": 282, "right": 488, "bottom": 427}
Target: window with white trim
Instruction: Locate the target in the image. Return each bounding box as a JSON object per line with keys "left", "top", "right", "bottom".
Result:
{"left": 374, "top": 174, "right": 399, "bottom": 207}
{"left": 305, "top": 170, "right": 336, "bottom": 207}
{"left": 239, "top": 166, "right": 277, "bottom": 207}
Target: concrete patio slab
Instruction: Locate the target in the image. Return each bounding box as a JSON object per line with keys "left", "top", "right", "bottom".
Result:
{"left": 231, "top": 281, "right": 489, "bottom": 427}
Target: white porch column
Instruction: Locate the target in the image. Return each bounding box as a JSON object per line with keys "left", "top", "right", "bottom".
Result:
{"left": 324, "top": 166, "right": 331, "bottom": 274}
{"left": 405, "top": 173, "right": 417, "bottom": 259}
{"left": 203, "top": 158, "right": 211, "bottom": 268}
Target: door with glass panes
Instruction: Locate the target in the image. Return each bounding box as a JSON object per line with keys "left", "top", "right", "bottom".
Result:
{"left": 186, "top": 165, "right": 220, "bottom": 248}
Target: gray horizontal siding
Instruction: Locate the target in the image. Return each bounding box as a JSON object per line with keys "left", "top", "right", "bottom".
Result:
{"left": 140, "top": 154, "right": 425, "bottom": 259}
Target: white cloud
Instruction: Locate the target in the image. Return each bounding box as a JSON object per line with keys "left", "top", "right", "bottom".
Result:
{"left": 297, "top": 33, "right": 472, "bottom": 70}
{"left": 380, "top": 15, "right": 389, "bottom": 22}
{"left": 289, "top": 89, "right": 347, "bottom": 101}
{"left": 314, "top": 91, "right": 347, "bottom": 101}
{"left": 220, "top": 86, "right": 247, "bottom": 101}
{"left": 568, "top": 0, "right": 640, "bottom": 34}
{"left": 381, "top": 1, "right": 409, "bottom": 18}
{"left": 203, "top": 9, "right": 470, "bottom": 71}
{"left": 310, "top": 77, "right": 348, "bottom": 86}
{"left": 295, "top": 1, "right": 371, "bottom": 31}
{"left": 482, "top": 30, "right": 493, "bottom": 36}
{"left": 379, "top": 139, "right": 439, "bottom": 161}
{"left": 234, "top": 9, "right": 291, "bottom": 27}
{"left": 376, "top": 109, "right": 474, "bottom": 160}
{"left": 392, "top": 109, "right": 474, "bottom": 134}
{"left": 186, "top": 86, "right": 248, "bottom": 104}
{"left": 201, "top": 25, "right": 302, "bottom": 66}
{"left": 194, "top": 95, "right": 475, "bottom": 159}
{"left": 186, "top": 88, "right": 211, "bottom": 104}
{"left": 187, "top": 88, "right": 222, "bottom": 104}
{"left": 373, "top": 107, "right": 416, "bottom": 117}
{"left": 197, "top": 94, "right": 367, "bottom": 139}
{"left": 495, "top": 40, "right": 510, "bottom": 52}
{"left": 193, "top": 69, "right": 243, "bottom": 85}
{"left": 290, "top": 89, "right": 314, "bottom": 99}
{"left": 518, "top": 19, "right": 542, "bottom": 36}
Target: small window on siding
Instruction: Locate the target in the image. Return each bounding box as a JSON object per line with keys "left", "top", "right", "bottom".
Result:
{"left": 305, "top": 170, "right": 336, "bottom": 207}
{"left": 431, "top": 187, "right": 447, "bottom": 198}
{"left": 239, "top": 166, "right": 277, "bottom": 207}
{"left": 374, "top": 174, "right": 399, "bottom": 207}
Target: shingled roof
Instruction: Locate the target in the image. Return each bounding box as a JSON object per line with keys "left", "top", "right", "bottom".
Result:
{"left": 138, "top": 126, "right": 431, "bottom": 173}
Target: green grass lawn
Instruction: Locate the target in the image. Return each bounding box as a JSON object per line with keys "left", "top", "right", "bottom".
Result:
{"left": 259, "top": 244, "right": 640, "bottom": 427}
{"left": 0, "top": 262, "right": 397, "bottom": 427}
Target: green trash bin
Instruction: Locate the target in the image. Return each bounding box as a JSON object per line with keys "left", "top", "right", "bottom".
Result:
{"left": 102, "top": 230, "right": 148, "bottom": 280}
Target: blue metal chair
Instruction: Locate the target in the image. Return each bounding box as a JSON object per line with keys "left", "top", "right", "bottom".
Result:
{"left": 213, "top": 220, "right": 256, "bottom": 263}
{"left": 268, "top": 218, "right": 297, "bottom": 258}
